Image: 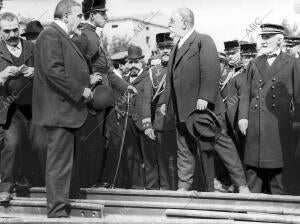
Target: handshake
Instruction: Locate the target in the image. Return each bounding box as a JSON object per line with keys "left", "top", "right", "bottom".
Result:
{"left": 0, "top": 65, "right": 34, "bottom": 84}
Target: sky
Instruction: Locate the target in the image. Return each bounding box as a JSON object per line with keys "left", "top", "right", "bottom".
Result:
{"left": 2, "top": 0, "right": 300, "bottom": 50}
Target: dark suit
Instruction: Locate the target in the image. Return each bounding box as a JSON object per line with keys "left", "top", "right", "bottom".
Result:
{"left": 122, "top": 69, "right": 159, "bottom": 189}
{"left": 32, "top": 22, "right": 90, "bottom": 217}
{"left": 240, "top": 52, "right": 300, "bottom": 194}
{"left": 0, "top": 39, "right": 34, "bottom": 194}
{"left": 164, "top": 31, "right": 221, "bottom": 190}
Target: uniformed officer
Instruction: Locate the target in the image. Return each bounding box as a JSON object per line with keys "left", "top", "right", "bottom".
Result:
{"left": 72, "top": 0, "right": 137, "bottom": 188}
{"left": 146, "top": 32, "right": 177, "bottom": 190}
{"left": 239, "top": 24, "right": 300, "bottom": 194}
{"left": 284, "top": 36, "right": 300, "bottom": 58}
{"left": 213, "top": 40, "right": 250, "bottom": 193}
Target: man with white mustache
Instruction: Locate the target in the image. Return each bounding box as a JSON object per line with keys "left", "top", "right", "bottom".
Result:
{"left": 239, "top": 23, "right": 300, "bottom": 194}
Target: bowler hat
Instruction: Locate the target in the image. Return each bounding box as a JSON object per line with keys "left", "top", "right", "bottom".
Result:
{"left": 21, "top": 20, "right": 44, "bottom": 38}
{"left": 127, "top": 45, "right": 144, "bottom": 60}
{"left": 5, "top": 76, "right": 32, "bottom": 105}
{"left": 186, "top": 109, "right": 221, "bottom": 142}
{"left": 91, "top": 85, "right": 114, "bottom": 110}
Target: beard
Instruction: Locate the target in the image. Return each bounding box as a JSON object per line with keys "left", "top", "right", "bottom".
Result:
{"left": 130, "top": 67, "right": 140, "bottom": 77}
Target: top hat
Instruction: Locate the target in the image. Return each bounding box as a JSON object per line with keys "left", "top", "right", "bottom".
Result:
{"left": 82, "top": 0, "right": 107, "bottom": 14}
{"left": 224, "top": 40, "right": 239, "bottom": 52}
{"left": 260, "top": 23, "right": 285, "bottom": 35}
{"left": 156, "top": 32, "right": 173, "bottom": 48}
{"left": 240, "top": 43, "right": 257, "bottom": 56}
{"left": 20, "top": 20, "right": 44, "bottom": 37}
{"left": 186, "top": 109, "right": 222, "bottom": 142}
{"left": 127, "top": 45, "right": 144, "bottom": 60}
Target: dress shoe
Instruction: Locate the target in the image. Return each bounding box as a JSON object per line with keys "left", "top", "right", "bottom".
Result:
{"left": 177, "top": 188, "right": 189, "bottom": 192}
{"left": 238, "top": 185, "right": 251, "bottom": 194}
{"left": 0, "top": 191, "right": 12, "bottom": 203}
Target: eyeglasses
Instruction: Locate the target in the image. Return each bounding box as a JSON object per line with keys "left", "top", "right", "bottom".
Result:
{"left": 2, "top": 28, "right": 19, "bottom": 34}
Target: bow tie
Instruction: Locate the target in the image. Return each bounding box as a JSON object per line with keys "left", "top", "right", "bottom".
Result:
{"left": 130, "top": 73, "right": 138, "bottom": 78}
{"left": 266, "top": 53, "right": 277, "bottom": 59}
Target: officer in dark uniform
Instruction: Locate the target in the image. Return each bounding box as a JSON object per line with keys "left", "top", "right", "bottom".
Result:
{"left": 146, "top": 32, "right": 177, "bottom": 190}
{"left": 284, "top": 36, "right": 300, "bottom": 58}
{"left": 72, "top": 0, "right": 137, "bottom": 188}
{"left": 214, "top": 40, "right": 250, "bottom": 193}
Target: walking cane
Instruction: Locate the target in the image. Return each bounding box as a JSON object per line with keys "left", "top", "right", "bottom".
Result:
{"left": 111, "top": 90, "right": 133, "bottom": 189}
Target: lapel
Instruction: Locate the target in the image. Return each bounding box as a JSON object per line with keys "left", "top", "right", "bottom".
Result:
{"left": 50, "top": 22, "right": 85, "bottom": 61}
{"left": 0, "top": 40, "right": 13, "bottom": 64}
{"left": 168, "top": 42, "right": 177, "bottom": 74}
{"left": 21, "top": 39, "right": 33, "bottom": 63}
{"left": 254, "top": 55, "right": 268, "bottom": 80}
{"left": 131, "top": 70, "right": 148, "bottom": 85}
{"left": 174, "top": 31, "right": 197, "bottom": 69}
{"left": 265, "top": 51, "right": 288, "bottom": 82}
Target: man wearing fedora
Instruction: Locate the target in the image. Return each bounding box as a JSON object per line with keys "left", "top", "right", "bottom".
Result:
{"left": 0, "top": 12, "right": 35, "bottom": 202}
{"left": 239, "top": 23, "right": 300, "bottom": 194}
{"left": 163, "top": 7, "right": 220, "bottom": 191}
{"left": 20, "top": 20, "right": 44, "bottom": 43}
{"left": 121, "top": 45, "right": 159, "bottom": 189}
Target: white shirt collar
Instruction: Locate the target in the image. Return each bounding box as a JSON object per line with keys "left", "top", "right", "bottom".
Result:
{"left": 130, "top": 69, "right": 143, "bottom": 83}
{"left": 54, "top": 19, "right": 68, "bottom": 34}
{"left": 178, "top": 28, "right": 195, "bottom": 49}
{"left": 86, "top": 21, "right": 96, "bottom": 28}
{"left": 6, "top": 40, "right": 22, "bottom": 58}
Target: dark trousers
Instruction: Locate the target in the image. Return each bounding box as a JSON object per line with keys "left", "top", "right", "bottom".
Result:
{"left": 0, "top": 107, "right": 31, "bottom": 193}
{"left": 45, "top": 127, "right": 77, "bottom": 218}
{"left": 124, "top": 117, "right": 158, "bottom": 189}
{"left": 214, "top": 114, "right": 247, "bottom": 187}
{"left": 246, "top": 166, "right": 283, "bottom": 194}
{"left": 176, "top": 122, "right": 215, "bottom": 191}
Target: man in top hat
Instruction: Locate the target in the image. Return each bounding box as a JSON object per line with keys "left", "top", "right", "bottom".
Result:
{"left": 144, "top": 32, "right": 176, "bottom": 190}
{"left": 20, "top": 20, "right": 44, "bottom": 43}
{"left": 211, "top": 40, "right": 250, "bottom": 193}
{"left": 121, "top": 45, "right": 159, "bottom": 189}
{"left": 164, "top": 7, "right": 220, "bottom": 191}
{"left": 0, "top": 12, "right": 35, "bottom": 202}
{"left": 239, "top": 23, "right": 300, "bottom": 194}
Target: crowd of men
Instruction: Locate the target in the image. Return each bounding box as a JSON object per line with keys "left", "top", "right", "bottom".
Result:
{"left": 0, "top": 0, "right": 299, "bottom": 218}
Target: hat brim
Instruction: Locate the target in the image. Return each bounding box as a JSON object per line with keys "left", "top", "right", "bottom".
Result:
{"left": 127, "top": 55, "right": 145, "bottom": 60}
{"left": 259, "top": 31, "right": 283, "bottom": 35}
{"left": 157, "top": 42, "right": 173, "bottom": 48}
{"left": 21, "top": 32, "right": 40, "bottom": 37}
{"left": 224, "top": 47, "right": 240, "bottom": 53}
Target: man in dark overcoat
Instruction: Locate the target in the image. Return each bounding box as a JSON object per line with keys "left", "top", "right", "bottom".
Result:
{"left": 0, "top": 12, "right": 35, "bottom": 202}
{"left": 32, "top": 0, "right": 91, "bottom": 217}
{"left": 163, "top": 7, "right": 220, "bottom": 191}
{"left": 239, "top": 23, "right": 300, "bottom": 194}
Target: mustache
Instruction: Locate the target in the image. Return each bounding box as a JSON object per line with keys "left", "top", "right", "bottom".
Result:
{"left": 7, "top": 37, "right": 19, "bottom": 42}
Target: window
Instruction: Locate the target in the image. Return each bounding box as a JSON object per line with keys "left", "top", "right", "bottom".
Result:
{"left": 112, "top": 24, "right": 118, "bottom": 28}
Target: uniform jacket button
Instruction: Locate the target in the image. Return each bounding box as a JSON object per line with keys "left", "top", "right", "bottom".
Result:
{"left": 254, "top": 104, "right": 258, "bottom": 108}
{"left": 259, "top": 87, "right": 262, "bottom": 90}
{"left": 271, "top": 86, "right": 275, "bottom": 89}
{"left": 259, "top": 80, "right": 262, "bottom": 83}
{"left": 272, "top": 94, "right": 276, "bottom": 99}
{"left": 272, "top": 103, "right": 276, "bottom": 108}
{"left": 256, "top": 96, "right": 259, "bottom": 100}
{"left": 272, "top": 77, "right": 276, "bottom": 82}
